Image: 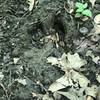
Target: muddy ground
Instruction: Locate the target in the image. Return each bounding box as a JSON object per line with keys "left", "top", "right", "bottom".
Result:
{"left": 0, "top": 0, "right": 100, "bottom": 100}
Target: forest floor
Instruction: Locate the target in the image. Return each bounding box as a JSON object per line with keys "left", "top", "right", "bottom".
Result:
{"left": 0, "top": 0, "right": 100, "bottom": 100}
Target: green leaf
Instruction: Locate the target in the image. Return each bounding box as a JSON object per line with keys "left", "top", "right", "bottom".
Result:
{"left": 75, "top": 2, "right": 88, "bottom": 9}
{"left": 83, "top": 3, "right": 88, "bottom": 9}
{"left": 75, "top": 13, "right": 81, "bottom": 18}
{"left": 75, "top": 2, "right": 84, "bottom": 9}
{"left": 82, "top": 9, "right": 92, "bottom": 17}
{"left": 76, "top": 8, "right": 84, "bottom": 12}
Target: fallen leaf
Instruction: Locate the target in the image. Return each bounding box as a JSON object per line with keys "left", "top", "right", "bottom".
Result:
{"left": 93, "top": 24, "right": 100, "bottom": 34}
{"left": 66, "top": 53, "right": 87, "bottom": 70}
{"left": 56, "top": 87, "right": 86, "bottom": 100}
{"left": 85, "top": 85, "right": 98, "bottom": 98}
{"left": 86, "top": 50, "right": 93, "bottom": 57}
{"left": 15, "top": 79, "right": 27, "bottom": 86}
{"left": 47, "top": 52, "right": 87, "bottom": 71}
{"left": 28, "top": 0, "right": 35, "bottom": 11}
{"left": 96, "top": 74, "right": 100, "bottom": 83}
{"left": 88, "top": 14, "right": 100, "bottom": 36}
{"left": 0, "top": 72, "right": 4, "bottom": 80}
{"left": 13, "top": 58, "right": 20, "bottom": 64}
{"left": 32, "top": 92, "right": 37, "bottom": 97}
{"left": 53, "top": 92, "right": 62, "bottom": 100}
{"left": 58, "top": 53, "right": 69, "bottom": 70}
{"left": 89, "top": 0, "right": 96, "bottom": 7}
{"left": 92, "top": 56, "right": 100, "bottom": 64}
{"left": 70, "top": 70, "right": 90, "bottom": 88}
{"left": 48, "top": 82, "right": 66, "bottom": 92}
{"left": 48, "top": 74, "right": 73, "bottom": 92}
{"left": 94, "top": 14, "right": 100, "bottom": 24}
{"left": 49, "top": 69, "right": 90, "bottom": 92}
{"left": 43, "top": 94, "right": 54, "bottom": 100}
{"left": 59, "top": 52, "right": 87, "bottom": 70}
{"left": 56, "top": 91, "right": 78, "bottom": 100}
{"left": 47, "top": 57, "right": 58, "bottom": 65}
{"left": 97, "top": 86, "right": 100, "bottom": 100}
{"left": 86, "top": 50, "right": 100, "bottom": 64}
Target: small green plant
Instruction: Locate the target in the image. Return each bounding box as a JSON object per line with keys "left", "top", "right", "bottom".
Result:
{"left": 75, "top": 2, "right": 92, "bottom": 18}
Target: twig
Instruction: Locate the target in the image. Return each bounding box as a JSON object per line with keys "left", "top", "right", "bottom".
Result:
{"left": 0, "top": 82, "right": 10, "bottom": 100}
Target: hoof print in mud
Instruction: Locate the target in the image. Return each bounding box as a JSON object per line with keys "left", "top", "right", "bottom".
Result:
{"left": 28, "top": 0, "right": 77, "bottom": 43}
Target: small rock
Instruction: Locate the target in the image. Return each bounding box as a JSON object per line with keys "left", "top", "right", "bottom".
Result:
{"left": 81, "top": 16, "right": 89, "bottom": 21}
{"left": 59, "top": 41, "right": 65, "bottom": 47}
{"left": 91, "top": 35, "right": 100, "bottom": 42}
{"left": 79, "top": 27, "right": 89, "bottom": 34}
{"left": 94, "top": 14, "right": 100, "bottom": 24}
{"left": 13, "top": 58, "right": 20, "bottom": 64}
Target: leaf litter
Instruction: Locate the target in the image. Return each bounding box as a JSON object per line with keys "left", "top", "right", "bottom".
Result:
{"left": 47, "top": 51, "right": 99, "bottom": 99}
{"left": 47, "top": 52, "right": 87, "bottom": 70}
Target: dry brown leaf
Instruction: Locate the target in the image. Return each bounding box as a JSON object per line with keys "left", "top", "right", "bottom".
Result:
{"left": 96, "top": 74, "right": 100, "bottom": 83}
{"left": 93, "top": 24, "right": 100, "bottom": 35}
{"left": 89, "top": 0, "right": 96, "bottom": 7}
{"left": 85, "top": 85, "right": 98, "bottom": 98}
{"left": 67, "top": 53, "right": 87, "bottom": 70}
{"left": 97, "top": 86, "right": 100, "bottom": 100}
{"left": 43, "top": 94, "right": 54, "bottom": 100}
{"left": 28, "top": 0, "right": 35, "bottom": 11}
{"left": 0, "top": 72, "right": 4, "bottom": 81}
{"left": 94, "top": 14, "right": 100, "bottom": 24}
{"left": 48, "top": 74, "right": 73, "bottom": 92}
{"left": 47, "top": 57, "right": 58, "bottom": 65}
{"left": 47, "top": 52, "right": 87, "bottom": 71}
{"left": 49, "top": 69, "right": 90, "bottom": 93}
{"left": 13, "top": 58, "right": 20, "bottom": 64}
{"left": 59, "top": 53, "right": 87, "bottom": 70}
{"left": 88, "top": 14, "right": 100, "bottom": 36}
{"left": 48, "top": 82, "right": 66, "bottom": 92}
{"left": 32, "top": 92, "right": 37, "bottom": 97}
{"left": 56, "top": 87, "right": 87, "bottom": 100}
{"left": 86, "top": 50, "right": 100, "bottom": 64}
{"left": 70, "top": 70, "right": 90, "bottom": 88}
{"left": 15, "top": 79, "right": 27, "bottom": 86}
{"left": 56, "top": 91, "right": 78, "bottom": 100}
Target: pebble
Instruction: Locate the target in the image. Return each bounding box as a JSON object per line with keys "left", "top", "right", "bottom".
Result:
{"left": 91, "top": 35, "right": 100, "bottom": 42}
{"left": 94, "top": 14, "right": 100, "bottom": 24}
{"left": 79, "top": 27, "right": 89, "bottom": 34}
{"left": 59, "top": 41, "right": 65, "bottom": 47}
{"left": 13, "top": 58, "right": 20, "bottom": 64}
